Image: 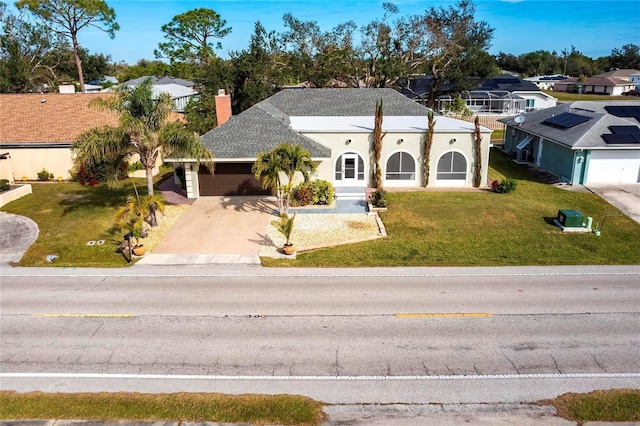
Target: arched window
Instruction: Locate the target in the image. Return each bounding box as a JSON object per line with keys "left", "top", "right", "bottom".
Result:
{"left": 385, "top": 152, "right": 415, "bottom": 180}
{"left": 437, "top": 151, "right": 466, "bottom": 180}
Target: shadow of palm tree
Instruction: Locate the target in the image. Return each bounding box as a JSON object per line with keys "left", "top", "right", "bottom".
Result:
{"left": 220, "top": 196, "right": 278, "bottom": 215}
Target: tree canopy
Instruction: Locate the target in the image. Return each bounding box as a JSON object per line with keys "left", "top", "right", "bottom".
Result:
{"left": 15, "top": 0, "right": 119, "bottom": 93}
{"left": 155, "top": 7, "right": 231, "bottom": 67}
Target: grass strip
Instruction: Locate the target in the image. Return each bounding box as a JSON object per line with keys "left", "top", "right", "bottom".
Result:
{"left": 544, "top": 389, "right": 640, "bottom": 423}
{"left": 0, "top": 391, "right": 325, "bottom": 425}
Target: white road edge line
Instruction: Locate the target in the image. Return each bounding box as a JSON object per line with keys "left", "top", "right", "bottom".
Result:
{"left": 2, "top": 373, "right": 640, "bottom": 381}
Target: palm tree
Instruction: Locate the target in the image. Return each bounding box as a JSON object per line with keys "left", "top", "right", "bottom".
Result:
{"left": 253, "top": 142, "right": 316, "bottom": 214}
{"left": 74, "top": 78, "right": 213, "bottom": 225}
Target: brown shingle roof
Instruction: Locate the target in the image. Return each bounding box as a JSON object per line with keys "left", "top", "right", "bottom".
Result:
{"left": 593, "top": 69, "right": 640, "bottom": 79}
{"left": 0, "top": 93, "right": 119, "bottom": 144}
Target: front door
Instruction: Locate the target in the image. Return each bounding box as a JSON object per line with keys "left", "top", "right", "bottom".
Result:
{"left": 342, "top": 154, "right": 358, "bottom": 185}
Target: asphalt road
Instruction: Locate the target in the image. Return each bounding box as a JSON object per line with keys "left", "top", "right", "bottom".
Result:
{"left": 1, "top": 266, "right": 639, "bottom": 405}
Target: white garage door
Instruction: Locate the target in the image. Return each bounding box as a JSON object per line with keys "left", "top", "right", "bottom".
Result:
{"left": 586, "top": 150, "right": 640, "bottom": 184}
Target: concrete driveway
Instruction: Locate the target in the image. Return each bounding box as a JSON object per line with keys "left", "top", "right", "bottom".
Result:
{"left": 0, "top": 212, "right": 39, "bottom": 264}
{"left": 587, "top": 184, "right": 640, "bottom": 225}
{"left": 138, "top": 196, "right": 277, "bottom": 265}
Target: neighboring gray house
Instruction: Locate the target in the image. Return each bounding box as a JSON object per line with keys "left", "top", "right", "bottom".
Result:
{"left": 169, "top": 88, "right": 492, "bottom": 197}
{"left": 119, "top": 76, "right": 197, "bottom": 112}
{"left": 499, "top": 101, "right": 640, "bottom": 184}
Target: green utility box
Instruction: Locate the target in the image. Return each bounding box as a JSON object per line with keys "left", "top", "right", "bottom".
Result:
{"left": 558, "top": 209, "right": 584, "bottom": 228}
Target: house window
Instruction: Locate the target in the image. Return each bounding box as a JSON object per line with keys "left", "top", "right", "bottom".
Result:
{"left": 386, "top": 152, "right": 415, "bottom": 180}
{"left": 526, "top": 99, "right": 535, "bottom": 108}
{"left": 437, "top": 151, "right": 466, "bottom": 180}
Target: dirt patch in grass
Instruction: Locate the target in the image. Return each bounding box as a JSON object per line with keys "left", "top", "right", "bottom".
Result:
{"left": 541, "top": 389, "right": 640, "bottom": 423}
{"left": 0, "top": 391, "right": 326, "bottom": 425}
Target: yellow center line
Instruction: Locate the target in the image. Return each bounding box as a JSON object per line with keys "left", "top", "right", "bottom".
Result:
{"left": 34, "top": 313, "right": 135, "bottom": 318}
{"left": 395, "top": 313, "right": 492, "bottom": 318}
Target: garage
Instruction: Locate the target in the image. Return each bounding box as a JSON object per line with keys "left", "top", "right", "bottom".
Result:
{"left": 586, "top": 150, "right": 640, "bottom": 184}
{"left": 198, "top": 162, "right": 271, "bottom": 196}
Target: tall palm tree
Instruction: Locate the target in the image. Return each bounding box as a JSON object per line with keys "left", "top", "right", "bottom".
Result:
{"left": 74, "top": 78, "right": 213, "bottom": 225}
{"left": 253, "top": 142, "right": 316, "bottom": 214}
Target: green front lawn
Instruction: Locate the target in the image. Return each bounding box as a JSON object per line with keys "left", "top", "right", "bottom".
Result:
{"left": 544, "top": 91, "right": 632, "bottom": 102}
{"left": 1, "top": 168, "right": 174, "bottom": 267}
{"left": 264, "top": 150, "right": 640, "bottom": 267}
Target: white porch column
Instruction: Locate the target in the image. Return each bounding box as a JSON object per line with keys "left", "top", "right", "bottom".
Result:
{"left": 184, "top": 162, "right": 200, "bottom": 199}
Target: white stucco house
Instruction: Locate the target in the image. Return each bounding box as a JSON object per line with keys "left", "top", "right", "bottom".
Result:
{"left": 499, "top": 101, "right": 640, "bottom": 184}
{"left": 170, "top": 88, "right": 492, "bottom": 198}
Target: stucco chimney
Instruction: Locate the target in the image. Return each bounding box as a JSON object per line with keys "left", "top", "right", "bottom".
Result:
{"left": 215, "top": 89, "right": 231, "bottom": 126}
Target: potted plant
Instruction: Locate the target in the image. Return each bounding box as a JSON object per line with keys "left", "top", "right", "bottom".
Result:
{"left": 272, "top": 212, "right": 296, "bottom": 255}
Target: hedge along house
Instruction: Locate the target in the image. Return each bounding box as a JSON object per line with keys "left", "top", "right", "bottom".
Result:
{"left": 499, "top": 101, "right": 640, "bottom": 184}
{"left": 170, "top": 88, "right": 492, "bottom": 198}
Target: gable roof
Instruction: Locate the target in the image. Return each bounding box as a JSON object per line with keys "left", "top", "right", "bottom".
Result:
{"left": 556, "top": 76, "right": 635, "bottom": 87}
{"left": 499, "top": 101, "right": 640, "bottom": 149}
{"left": 593, "top": 69, "right": 640, "bottom": 79}
{"left": 0, "top": 93, "right": 119, "bottom": 145}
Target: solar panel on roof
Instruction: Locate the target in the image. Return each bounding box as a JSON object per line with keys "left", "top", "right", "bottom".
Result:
{"left": 609, "top": 125, "right": 640, "bottom": 134}
{"left": 602, "top": 133, "right": 640, "bottom": 144}
{"left": 605, "top": 106, "right": 640, "bottom": 119}
{"left": 542, "top": 112, "right": 591, "bottom": 129}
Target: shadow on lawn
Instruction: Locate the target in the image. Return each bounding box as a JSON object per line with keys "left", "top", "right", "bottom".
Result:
{"left": 59, "top": 180, "right": 146, "bottom": 216}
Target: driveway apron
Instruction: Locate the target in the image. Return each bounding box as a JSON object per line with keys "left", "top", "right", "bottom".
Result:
{"left": 138, "top": 196, "right": 277, "bottom": 265}
{"left": 0, "top": 212, "right": 39, "bottom": 264}
{"left": 587, "top": 184, "right": 640, "bottom": 225}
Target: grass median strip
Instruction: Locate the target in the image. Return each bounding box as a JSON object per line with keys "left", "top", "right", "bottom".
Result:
{"left": 0, "top": 391, "right": 326, "bottom": 425}
{"left": 543, "top": 389, "right": 640, "bottom": 423}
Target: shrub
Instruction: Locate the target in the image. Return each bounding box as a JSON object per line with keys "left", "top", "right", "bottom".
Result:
{"left": 127, "top": 161, "right": 144, "bottom": 172}
{"left": 495, "top": 177, "right": 517, "bottom": 193}
{"left": 310, "top": 180, "right": 334, "bottom": 205}
{"left": 75, "top": 160, "right": 127, "bottom": 186}
{"left": 371, "top": 188, "right": 387, "bottom": 207}
{"left": 0, "top": 179, "right": 9, "bottom": 191}
{"left": 293, "top": 180, "right": 335, "bottom": 206}
{"left": 37, "top": 169, "right": 54, "bottom": 181}
{"left": 294, "top": 186, "right": 313, "bottom": 206}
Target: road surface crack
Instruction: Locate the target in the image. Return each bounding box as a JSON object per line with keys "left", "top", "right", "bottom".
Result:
{"left": 593, "top": 355, "right": 607, "bottom": 372}
{"left": 335, "top": 345, "right": 340, "bottom": 376}
{"left": 503, "top": 352, "right": 520, "bottom": 374}
{"left": 550, "top": 354, "right": 562, "bottom": 374}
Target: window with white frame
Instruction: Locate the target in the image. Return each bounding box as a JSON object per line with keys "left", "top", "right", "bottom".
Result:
{"left": 437, "top": 151, "right": 466, "bottom": 180}
{"left": 385, "top": 152, "right": 415, "bottom": 180}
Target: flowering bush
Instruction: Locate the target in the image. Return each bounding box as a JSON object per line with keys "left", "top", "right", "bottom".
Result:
{"left": 75, "top": 160, "right": 127, "bottom": 186}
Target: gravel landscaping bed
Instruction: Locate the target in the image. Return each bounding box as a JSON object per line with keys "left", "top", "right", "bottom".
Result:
{"left": 260, "top": 213, "right": 384, "bottom": 258}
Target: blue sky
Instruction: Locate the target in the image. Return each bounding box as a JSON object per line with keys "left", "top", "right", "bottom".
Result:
{"left": 19, "top": 0, "right": 640, "bottom": 64}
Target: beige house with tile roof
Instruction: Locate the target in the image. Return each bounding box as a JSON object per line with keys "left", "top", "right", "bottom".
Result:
{"left": 0, "top": 93, "right": 174, "bottom": 183}
{"left": 0, "top": 93, "right": 118, "bottom": 183}
{"left": 553, "top": 76, "right": 636, "bottom": 96}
